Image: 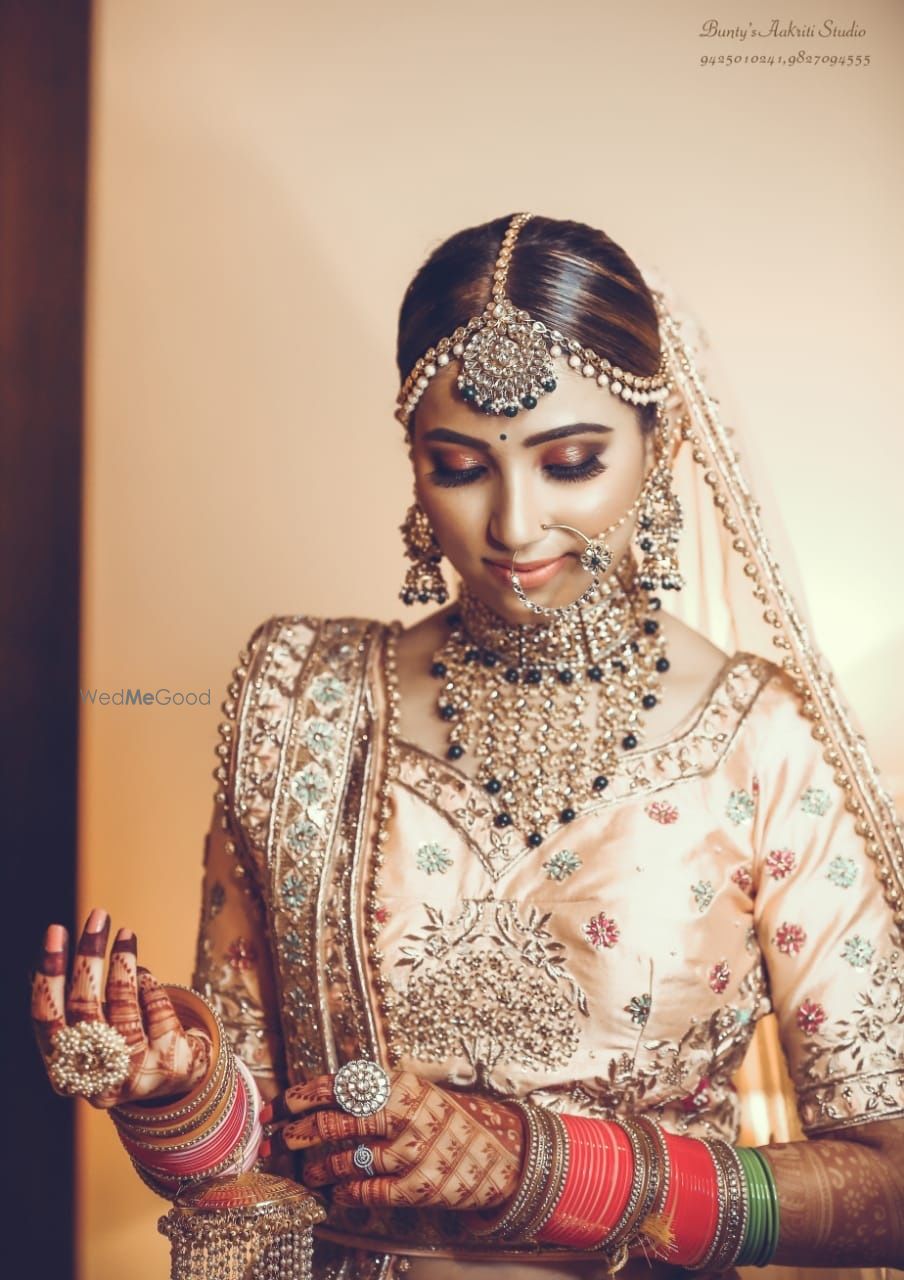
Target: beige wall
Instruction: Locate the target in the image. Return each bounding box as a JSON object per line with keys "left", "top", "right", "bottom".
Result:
{"left": 79, "top": 1, "right": 904, "bottom": 1275}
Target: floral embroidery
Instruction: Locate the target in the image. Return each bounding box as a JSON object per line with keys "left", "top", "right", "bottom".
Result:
{"left": 625, "top": 994, "right": 651, "bottom": 1025}
{"left": 645, "top": 801, "right": 679, "bottom": 824}
{"left": 841, "top": 934, "right": 875, "bottom": 969}
{"left": 796, "top": 999, "right": 827, "bottom": 1035}
{"left": 726, "top": 789, "right": 755, "bottom": 825}
{"left": 284, "top": 816, "right": 320, "bottom": 854}
{"left": 709, "top": 961, "right": 731, "bottom": 994}
{"left": 543, "top": 849, "right": 582, "bottom": 881}
{"left": 827, "top": 856, "right": 858, "bottom": 889}
{"left": 280, "top": 871, "right": 306, "bottom": 911}
{"left": 393, "top": 896, "right": 587, "bottom": 1077}
{"left": 301, "top": 717, "right": 335, "bottom": 757}
{"left": 415, "top": 842, "right": 453, "bottom": 875}
{"left": 289, "top": 762, "right": 329, "bottom": 808}
{"left": 731, "top": 866, "right": 754, "bottom": 896}
{"left": 310, "top": 673, "right": 346, "bottom": 708}
{"left": 796, "top": 939, "right": 903, "bottom": 1132}
{"left": 692, "top": 880, "right": 715, "bottom": 912}
{"left": 765, "top": 848, "right": 796, "bottom": 880}
{"left": 681, "top": 1075, "right": 713, "bottom": 1113}
{"left": 281, "top": 928, "right": 304, "bottom": 967}
{"left": 374, "top": 905, "right": 391, "bottom": 926}
{"left": 226, "top": 937, "right": 257, "bottom": 970}
{"left": 774, "top": 922, "right": 807, "bottom": 956}
{"left": 800, "top": 786, "right": 831, "bottom": 816}
{"left": 583, "top": 911, "right": 620, "bottom": 950}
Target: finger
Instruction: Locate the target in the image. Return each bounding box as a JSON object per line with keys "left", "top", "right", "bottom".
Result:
{"left": 31, "top": 924, "right": 69, "bottom": 1058}
{"left": 266, "top": 1107, "right": 376, "bottom": 1155}
{"left": 261, "top": 1075, "right": 337, "bottom": 1125}
{"left": 136, "top": 968, "right": 182, "bottom": 1048}
{"left": 104, "top": 930, "right": 147, "bottom": 1055}
{"left": 304, "top": 1142, "right": 398, "bottom": 1187}
{"left": 332, "top": 1176, "right": 407, "bottom": 1208}
{"left": 67, "top": 908, "right": 110, "bottom": 1024}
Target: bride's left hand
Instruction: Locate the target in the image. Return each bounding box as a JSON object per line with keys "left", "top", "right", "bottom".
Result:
{"left": 260, "top": 1068, "right": 524, "bottom": 1210}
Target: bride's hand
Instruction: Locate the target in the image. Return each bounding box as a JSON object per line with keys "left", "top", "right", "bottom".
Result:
{"left": 31, "top": 908, "right": 212, "bottom": 1109}
{"left": 260, "top": 1068, "right": 524, "bottom": 1212}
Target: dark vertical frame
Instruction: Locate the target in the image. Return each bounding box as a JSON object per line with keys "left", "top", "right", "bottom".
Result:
{"left": 0, "top": 1, "right": 92, "bottom": 1273}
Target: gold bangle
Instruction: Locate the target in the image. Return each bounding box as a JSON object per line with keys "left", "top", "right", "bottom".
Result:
{"left": 510, "top": 1109, "right": 570, "bottom": 1242}
{"left": 112, "top": 985, "right": 226, "bottom": 1126}
{"left": 112, "top": 1047, "right": 233, "bottom": 1142}
{"left": 698, "top": 1137, "right": 747, "bottom": 1270}
{"left": 468, "top": 1100, "right": 549, "bottom": 1241}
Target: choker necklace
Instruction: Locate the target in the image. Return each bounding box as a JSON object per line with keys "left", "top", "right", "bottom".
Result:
{"left": 428, "top": 555, "right": 670, "bottom": 846}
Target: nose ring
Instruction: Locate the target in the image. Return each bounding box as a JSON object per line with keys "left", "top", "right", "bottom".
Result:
{"left": 510, "top": 524, "right": 610, "bottom": 616}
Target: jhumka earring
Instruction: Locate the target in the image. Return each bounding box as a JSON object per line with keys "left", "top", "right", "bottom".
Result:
{"left": 635, "top": 460, "right": 684, "bottom": 593}
{"left": 399, "top": 501, "right": 448, "bottom": 606}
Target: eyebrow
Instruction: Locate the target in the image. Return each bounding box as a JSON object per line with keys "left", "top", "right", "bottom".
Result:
{"left": 422, "top": 423, "right": 613, "bottom": 450}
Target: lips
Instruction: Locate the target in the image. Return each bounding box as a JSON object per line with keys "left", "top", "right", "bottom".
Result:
{"left": 486, "top": 555, "right": 563, "bottom": 572}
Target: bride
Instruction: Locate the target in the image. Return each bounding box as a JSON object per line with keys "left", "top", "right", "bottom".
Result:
{"left": 32, "top": 212, "right": 904, "bottom": 1279}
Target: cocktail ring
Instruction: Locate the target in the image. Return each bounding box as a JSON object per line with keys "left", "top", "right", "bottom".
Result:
{"left": 47, "top": 1022, "right": 131, "bottom": 1097}
{"left": 332, "top": 1059, "right": 390, "bottom": 1118}
{"left": 352, "top": 1144, "right": 377, "bottom": 1176}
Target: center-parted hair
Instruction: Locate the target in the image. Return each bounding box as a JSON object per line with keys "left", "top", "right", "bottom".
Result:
{"left": 396, "top": 214, "right": 662, "bottom": 433}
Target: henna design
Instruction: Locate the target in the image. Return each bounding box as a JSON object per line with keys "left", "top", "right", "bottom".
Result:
{"left": 32, "top": 913, "right": 215, "bottom": 1110}
{"left": 31, "top": 925, "right": 69, "bottom": 1058}
{"left": 267, "top": 1069, "right": 523, "bottom": 1212}
{"left": 67, "top": 910, "right": 111, "bottom": 1024}
{"left": 765, "top": 1120, "right": 904, "bottom": 1266}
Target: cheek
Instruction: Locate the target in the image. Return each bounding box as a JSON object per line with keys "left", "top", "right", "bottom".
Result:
{"left": 415, "top": 476, "right": 486, "bottom": 564}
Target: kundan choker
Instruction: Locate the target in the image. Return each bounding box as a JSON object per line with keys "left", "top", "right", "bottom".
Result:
{"left": 428, "top": 554, "right": 670, "bottom": 844}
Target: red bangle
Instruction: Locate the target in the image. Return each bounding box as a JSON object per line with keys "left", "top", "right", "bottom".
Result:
{"left": 121, "top": 1072, "right": 248, "bottom": 1177}
{"left": 538, "top": 1116, "right": 633, "bottom": 1247}
{"left": 661, "top": 1132, "right": 720, "bottom": 1266}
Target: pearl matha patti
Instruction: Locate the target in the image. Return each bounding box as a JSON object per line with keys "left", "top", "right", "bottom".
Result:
{"left": 396, "top": 212, "right": 671, "bottom": 430}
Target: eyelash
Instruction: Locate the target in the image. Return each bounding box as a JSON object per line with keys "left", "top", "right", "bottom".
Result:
{"left": 429, "top": 455, "right": 608, "bottom": 489}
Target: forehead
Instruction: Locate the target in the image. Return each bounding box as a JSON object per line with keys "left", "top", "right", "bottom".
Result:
{"left": 411, "top": 363, "right": 641, "bottom": 444}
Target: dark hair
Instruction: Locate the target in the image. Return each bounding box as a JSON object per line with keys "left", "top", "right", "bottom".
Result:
{"left": 396, "top": 213, "right": 661, "bottom": 433}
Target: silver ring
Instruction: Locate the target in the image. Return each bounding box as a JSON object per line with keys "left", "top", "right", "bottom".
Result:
{"left": 510, "top": 524, "right": 610, "bottom": 617}
{"left": 352, "top": 1144, "right": 377, "bottom": 1176}
{"left": 333, "top": 1059, "right": 390, "bottom": 1118}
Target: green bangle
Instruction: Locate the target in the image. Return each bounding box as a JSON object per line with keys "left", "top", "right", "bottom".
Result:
{"left": 750, "top": 1148, "right": 780, "bottom": 1266}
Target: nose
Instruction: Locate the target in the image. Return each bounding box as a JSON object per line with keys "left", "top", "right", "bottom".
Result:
{"left": 487, "top": 473, "right": 546, "bottom": 554}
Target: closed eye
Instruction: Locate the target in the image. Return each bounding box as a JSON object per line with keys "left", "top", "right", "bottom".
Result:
{"left": 427, "top": 454, "right": 607, "bottom": 489}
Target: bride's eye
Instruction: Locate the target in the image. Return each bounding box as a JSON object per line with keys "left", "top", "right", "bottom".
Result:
{"left": 542, "top": 455, "right": 604, "bottom": 483}
{"left": 427, "top": 451, "right": 488, "bottom": 488}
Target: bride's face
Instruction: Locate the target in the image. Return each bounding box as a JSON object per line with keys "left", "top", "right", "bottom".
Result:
{"left": 410, "top": 363, "right": 654, "bottom": 623}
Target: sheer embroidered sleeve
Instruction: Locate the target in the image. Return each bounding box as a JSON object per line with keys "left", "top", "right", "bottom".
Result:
{"left": 191, "top": 620, "right": 287, "bottom": 1093}
{"left": 750, "top": 674, "right": 904, "bottom": 1135}
{"left": 191, "top": 795, "right": 286, "bottom": 1090}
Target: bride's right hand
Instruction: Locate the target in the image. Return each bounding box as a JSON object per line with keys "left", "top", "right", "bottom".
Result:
{"left": 31, "top": 908, "right": 213, "bottom": 1109}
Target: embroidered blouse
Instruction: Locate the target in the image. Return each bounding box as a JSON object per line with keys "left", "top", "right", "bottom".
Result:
{"left": 192, "top": 614, "right": 904, "bottom": 1271}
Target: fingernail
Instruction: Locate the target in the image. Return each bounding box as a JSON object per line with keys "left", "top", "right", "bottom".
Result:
{"left": 86, "top": 908, "right": 108, "bottom": 933}
{"left": 44, "top": 924, "right": 66, "bottom": 952}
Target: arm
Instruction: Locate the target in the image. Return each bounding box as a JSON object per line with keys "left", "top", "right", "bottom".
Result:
{"left": 746, "top": 680, "right": 904, "bottom": 1266}
{"left": 192, "top": 794, "right": 287, "bottom": 1115}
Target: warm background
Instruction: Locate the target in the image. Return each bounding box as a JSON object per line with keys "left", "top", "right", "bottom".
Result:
{"left": 78, "top": 1, "right": 904, "bottom": 1276}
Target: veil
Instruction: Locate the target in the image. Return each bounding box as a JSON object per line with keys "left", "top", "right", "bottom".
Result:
{"left": 640, "top": 269, "right": 904, "bottom": 1145}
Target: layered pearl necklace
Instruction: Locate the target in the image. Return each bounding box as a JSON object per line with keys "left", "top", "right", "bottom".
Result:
{"left": 427, "top": 556, "right": 670, "bottom": 845}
